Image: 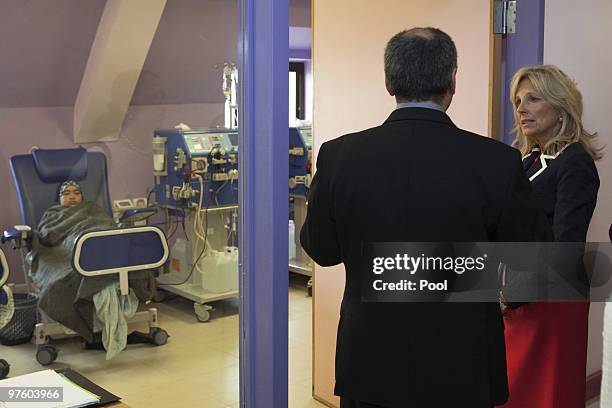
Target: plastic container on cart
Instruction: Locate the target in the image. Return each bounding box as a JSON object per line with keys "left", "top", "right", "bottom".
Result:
{"left": 199, "top": 247, "right": 238, "bottom": 293}
{"left": 169, "top": 238, "right": 192, "bottom": 281}
{"left": 289, "top": 220, "right": 296, "bottom": 260}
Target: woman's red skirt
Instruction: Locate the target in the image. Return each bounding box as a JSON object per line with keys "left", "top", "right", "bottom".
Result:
{"left": 499, "top": 302, "right": 589, "bottom": 408}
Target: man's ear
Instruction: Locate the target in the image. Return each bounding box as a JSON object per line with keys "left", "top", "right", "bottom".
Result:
{"left": 449, "top": 68, "right": 457, "bottom": 95}
{"left": 385, "top": 79, "right": 395, "bottom": 96}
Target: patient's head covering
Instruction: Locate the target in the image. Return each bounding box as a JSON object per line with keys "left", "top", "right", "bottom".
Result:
{"left": 58, "top": 180, "right": 84, "bottom": 207}
{"left": 59, "top": 180, "right": 81, "bottom": 198}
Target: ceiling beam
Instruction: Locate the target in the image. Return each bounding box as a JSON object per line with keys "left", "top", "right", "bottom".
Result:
{"left": 74, "top": 0, "right": 166, "bottom": 143}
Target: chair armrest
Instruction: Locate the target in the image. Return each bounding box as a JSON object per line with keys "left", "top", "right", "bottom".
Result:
{"left": 71, "top": 226, "right": 169, "bottom": 296}
{"left": 2, "top": 225, "right": 33, "bottom": 247}
{"left": 118, "top": 208, "right": 158, "bottom": 224}
{"left": 0, "top": 249, "right": 8, "bottom": 288}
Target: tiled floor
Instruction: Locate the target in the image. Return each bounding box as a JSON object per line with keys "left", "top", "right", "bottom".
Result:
{"left": 2, "top": 274, "right": 325, "bottom": 407}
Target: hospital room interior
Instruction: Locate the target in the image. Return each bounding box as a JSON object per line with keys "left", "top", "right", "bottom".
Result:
{"left": 0, "top": 0, "right": 611, "bottom": 407}
{"left": 0, "top": 0, "right": 314, "bottom": 406}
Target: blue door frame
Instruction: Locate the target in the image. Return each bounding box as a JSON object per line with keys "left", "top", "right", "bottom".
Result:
{"left": 500, "top": 0, "right": 545, "bottom": 144}
{"left": 238, "top": 0, "right": 289, "bottom": 407}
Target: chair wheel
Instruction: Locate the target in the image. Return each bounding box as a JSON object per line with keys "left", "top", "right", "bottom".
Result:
{"left": 150, "top": 328, "right": 169, "bottom": 346}
{"left": 194, "top": 303, "right": 212, "bottom": 322}
{"left": 36, "top": 345, "right": 58, "bottom": 366}
{"left": 196, "top": 310, "right": 210, "bottom": 322}
{"left": 0, "top": 359, "right": 10, "bottom": 379}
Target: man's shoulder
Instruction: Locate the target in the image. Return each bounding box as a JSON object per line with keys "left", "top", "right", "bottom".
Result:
{"left": 454, "top": 128, "right": 521, "bottom": 161}
{"left": 320, "top": 124, "right": 520, "bottom": 162}
{"left": 320, "top": 127, "right": 372, "bottom": 151}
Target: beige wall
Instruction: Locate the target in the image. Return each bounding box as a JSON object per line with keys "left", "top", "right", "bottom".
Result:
{"left": 543, "top": 0, "right": 612, "bottom": 379}
{"left": 312, "top": 1, "right": 492, "bottom": 405}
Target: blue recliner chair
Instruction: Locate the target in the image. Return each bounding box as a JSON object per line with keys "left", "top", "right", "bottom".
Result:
{"left": 3, "top": 148, "right": 169, "bottom": 365}
{"left": 0, "top": 248, "right": 11, "bottom": 378}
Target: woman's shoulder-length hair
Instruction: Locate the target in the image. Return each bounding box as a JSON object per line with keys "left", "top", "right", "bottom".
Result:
{"left": 510, "top": 64, "right": 602, "bottom": 160}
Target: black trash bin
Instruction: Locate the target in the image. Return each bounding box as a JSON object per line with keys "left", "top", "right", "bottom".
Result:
{"left": 0, "top": 292, "right": 38, "bottom": 345}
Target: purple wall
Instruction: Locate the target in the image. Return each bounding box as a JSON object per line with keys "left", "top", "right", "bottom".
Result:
{"left": 0, "top": 0, "right": 106, "bottom": 107}
{"left": 0, "top": 0, "right": 237, "bottom": 107}
{"left": 0, "top": 0, "right": 311, "bottom": 108}
{"left": 132, "top": 0, "right": 239, "bottom": 105}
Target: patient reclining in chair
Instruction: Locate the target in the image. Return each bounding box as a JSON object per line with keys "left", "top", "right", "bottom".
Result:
{"left": 29, "top": 180, "right": 155, "bottom": 358}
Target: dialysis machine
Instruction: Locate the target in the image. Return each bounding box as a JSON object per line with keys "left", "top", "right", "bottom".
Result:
{"left": 288, "top": 125, "right": 313, "bottom": 283}
{"left": 153, "top": 128, "right": 239, "bottom": 322}
{"left": 153, "top": 125, "right": 313, "bottom": 313}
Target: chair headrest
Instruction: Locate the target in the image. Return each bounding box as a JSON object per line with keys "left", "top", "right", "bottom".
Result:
{"left": 32, "top": 148, "right": 88, "bottom": 183}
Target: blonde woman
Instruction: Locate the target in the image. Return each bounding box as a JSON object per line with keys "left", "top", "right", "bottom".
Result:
{"left": 501, "top": 65, "right": 601, "bottom": 407}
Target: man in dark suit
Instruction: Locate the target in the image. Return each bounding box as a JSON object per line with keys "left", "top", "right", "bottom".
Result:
{"left": 300, "top": 27, "right": 551, "bottom": 407}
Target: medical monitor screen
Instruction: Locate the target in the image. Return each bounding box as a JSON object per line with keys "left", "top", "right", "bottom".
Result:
{"left": 183, "top": 132, "right": 234, "bottom": 155}
{"left": 298, "top": 126, "right": 312, "bottom": 148}
{"left": 184, "top": 135, "right": 208, "bottom": 154}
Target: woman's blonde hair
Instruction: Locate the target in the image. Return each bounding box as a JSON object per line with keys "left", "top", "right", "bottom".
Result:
{"left": 510, "top": 64, "right": 602, "bottom": 160}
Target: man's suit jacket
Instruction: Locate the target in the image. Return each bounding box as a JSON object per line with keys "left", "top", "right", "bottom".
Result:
{"left": 301, "top": 107, "right": 551, "bottom": 407}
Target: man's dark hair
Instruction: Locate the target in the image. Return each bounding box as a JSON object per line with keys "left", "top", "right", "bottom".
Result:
{"left": 384, "top": 27, "right": 457, "bottom": 102}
